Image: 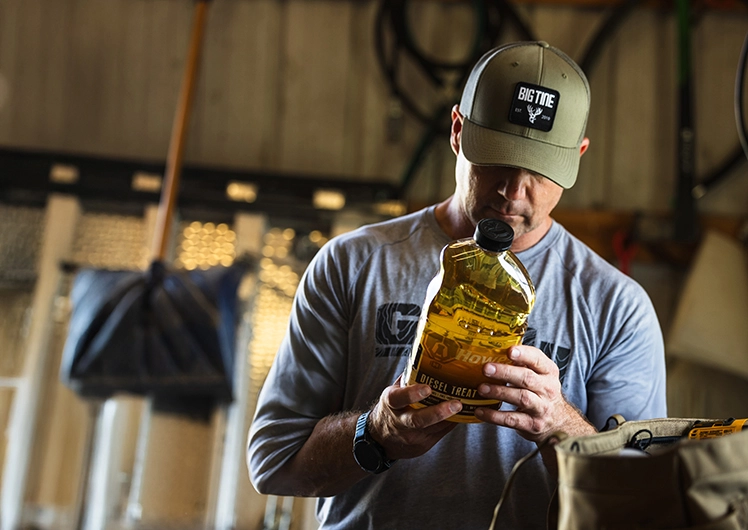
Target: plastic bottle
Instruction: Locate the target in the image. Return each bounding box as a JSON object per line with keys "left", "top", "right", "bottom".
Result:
{"left": 402, "top": 218, "right": 535, "bottom": 423}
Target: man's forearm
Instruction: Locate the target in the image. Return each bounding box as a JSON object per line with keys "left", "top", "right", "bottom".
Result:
{"left": 265, "top": 411, "right": 369, "bottom": 498}
{"left": 254, "top": 381, "right": 460, "bottom": 497}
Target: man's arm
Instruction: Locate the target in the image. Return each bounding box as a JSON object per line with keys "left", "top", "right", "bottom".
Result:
{"left": 250, "top": 379, "right": 462, "bottom": 498}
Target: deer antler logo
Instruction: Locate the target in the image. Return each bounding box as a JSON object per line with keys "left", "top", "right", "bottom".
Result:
{"left": 527, "top": 105, "right": 543, "bottom": 124}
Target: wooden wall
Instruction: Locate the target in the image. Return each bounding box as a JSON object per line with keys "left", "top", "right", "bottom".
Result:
{"left": 0, "top": 0, "right": 746, "bottom": 214}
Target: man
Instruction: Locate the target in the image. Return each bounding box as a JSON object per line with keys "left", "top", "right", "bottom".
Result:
{"left": 247, "top": 41, "right": 667, "bottom": 529}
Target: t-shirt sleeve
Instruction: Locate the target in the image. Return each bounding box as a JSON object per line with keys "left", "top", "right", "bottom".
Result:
{"left": 584, "top": 281, "right": 668, "bottom": 428}
{"left": 247, "top": 241, "right": 350, "bottom": 493}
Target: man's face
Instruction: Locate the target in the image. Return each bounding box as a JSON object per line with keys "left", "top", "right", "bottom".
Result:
{"left": 453, "top": 150, "right": 564, "bottom": 247}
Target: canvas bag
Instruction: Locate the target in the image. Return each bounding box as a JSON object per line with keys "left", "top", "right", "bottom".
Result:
{"left": 553, "top": 416, "right": 748, "bottom": 529}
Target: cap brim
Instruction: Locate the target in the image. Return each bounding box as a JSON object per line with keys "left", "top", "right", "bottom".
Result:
{"left": 460, "top": 118, "right": 581, "bottom": 189}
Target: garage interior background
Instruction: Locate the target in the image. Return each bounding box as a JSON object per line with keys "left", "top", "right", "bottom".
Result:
{"left": 0, "top": 0, "right": 747, "bottom": 529}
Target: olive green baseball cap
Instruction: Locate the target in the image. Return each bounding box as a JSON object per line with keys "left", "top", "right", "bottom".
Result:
{"left": 459, "top": 41, "right": 590, "bottom": 188}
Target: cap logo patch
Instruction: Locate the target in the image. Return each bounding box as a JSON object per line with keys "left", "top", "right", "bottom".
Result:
{"left": 509, "top": 82, "right": 560, "bottom": 132}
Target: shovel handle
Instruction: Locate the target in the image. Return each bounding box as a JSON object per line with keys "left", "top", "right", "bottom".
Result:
{"left": 151, "top": 0, "right": 211, "bottom": 261}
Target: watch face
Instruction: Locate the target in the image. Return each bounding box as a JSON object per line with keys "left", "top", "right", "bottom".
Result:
{"left": 353, "top": 440, "right": 382, "bottom": 473}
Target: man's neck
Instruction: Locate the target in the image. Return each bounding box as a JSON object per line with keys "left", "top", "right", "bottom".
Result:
{"left": 511, "top": 216, "right": 553, "bottom": 252}
{"left": 433, "top": 196, "right": 471, "bottom": 240}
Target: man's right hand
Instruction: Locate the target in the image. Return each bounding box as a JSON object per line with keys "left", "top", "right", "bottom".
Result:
{"left": 255, "top": 375, "right": 462, "bottom": 498}
{"left": 367, "top": 375, "right": 463, "bottom": 460}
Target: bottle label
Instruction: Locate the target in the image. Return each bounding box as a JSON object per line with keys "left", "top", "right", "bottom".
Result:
{"left": 406, "top": 331, "right": 517, "bottom": 417}
{"left": 414, "top": 371, "right": 479, "bottom": 400}
{"left": 418, "top": 330, "right": 516, "bottom": 374}
{"left": 408, "top": 355, "right": 502, "bottom": 420}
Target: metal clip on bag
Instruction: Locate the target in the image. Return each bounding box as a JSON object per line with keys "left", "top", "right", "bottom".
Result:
{"left": 554, "top": 416, "right": 748, "bottom": 529}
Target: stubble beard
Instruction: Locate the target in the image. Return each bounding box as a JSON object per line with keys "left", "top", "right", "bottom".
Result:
{"left": 480, "top": 203, "right": 535, "bottom": 240}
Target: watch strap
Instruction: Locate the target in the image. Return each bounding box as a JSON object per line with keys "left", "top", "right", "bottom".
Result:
{"left": 353, "top": 410, "right": 395, "bottom": 474}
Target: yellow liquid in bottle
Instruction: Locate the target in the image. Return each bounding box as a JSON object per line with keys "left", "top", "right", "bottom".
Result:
{"left": 403, "top": 242, "right": 535, "bottom": 423}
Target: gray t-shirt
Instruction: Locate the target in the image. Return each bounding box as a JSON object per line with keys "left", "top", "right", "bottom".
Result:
{"left": 248, "top": 206, "right": 667, "bottom": 530}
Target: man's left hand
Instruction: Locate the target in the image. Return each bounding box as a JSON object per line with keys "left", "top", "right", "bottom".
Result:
{"left": 474, "top": 345, "right": 596, "bottom": 443}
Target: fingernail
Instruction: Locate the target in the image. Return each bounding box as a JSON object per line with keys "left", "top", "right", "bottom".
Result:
{"left": 510, "top": 348, "right": 520, "bottom": 360}
{"left": 475, "top": 408, "right": 485, "bottom": 419}
{"left": 419, "top": 386, "right": 431, "bottom": 399}
{"left": 449, "top": 401, "right": 462, "bottom": 413}
{"left": 484, "top": 364, "right": 496, "bottom": 376}
{"left": 478, "top": 384, "right": 490, "bottom": 395}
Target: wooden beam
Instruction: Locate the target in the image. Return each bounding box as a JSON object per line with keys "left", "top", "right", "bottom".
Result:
{"left": 552, "top": 209, "right": 747, "bottom": 268}
{"left": 408, "top": 202, "right": 746, "bottom": 269}
{"left": 412, "top": 0, "right": 747, "bottom": 11}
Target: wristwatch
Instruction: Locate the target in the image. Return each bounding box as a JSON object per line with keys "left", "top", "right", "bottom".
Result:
{"left": 352, "top": 410, "right": 395, "bottom": 474}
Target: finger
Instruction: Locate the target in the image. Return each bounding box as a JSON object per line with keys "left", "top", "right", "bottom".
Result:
{"left": 384, "top": 382, "right": 433, "bottom": 410}
{"left": 477, "top": 383, "right": 540, "bottom": 412}
{"left": 399, "top": 399, "right": 463, "bottom": 429}
{"left": 381, "top": 414, "right": 460, "bottom": 460}
{"left": 484, "top": 349, "right": 559, "bottom": 387}
{"left": 483, "top": 362, "right": 543, "bottom": 392}
{"left": 382, "top": 381, "right": 464, "bottom": 424}
{"left": 475, "top": 407, "right": 539, "bottom": 434}
{"left": 503, "top": 346, "right": 557, "bottom": 375}
{"left": 399, "top": 407, "right": 462, "bottom": 436}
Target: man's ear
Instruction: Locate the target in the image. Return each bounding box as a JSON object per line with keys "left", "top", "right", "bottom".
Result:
{"left": 450, "top": 105, "right": 463, "bottom": 156}
{"left": 579, "top": 137, "right": 590, "bottom": 156}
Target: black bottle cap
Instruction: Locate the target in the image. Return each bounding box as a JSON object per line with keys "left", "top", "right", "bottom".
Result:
{"left": 474, "top": 219, "right": 514, "bottom": 251}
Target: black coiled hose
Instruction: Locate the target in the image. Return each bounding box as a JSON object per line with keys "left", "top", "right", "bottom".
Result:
{"left": 374, "top": 0, "right": 535, "bottom": 194}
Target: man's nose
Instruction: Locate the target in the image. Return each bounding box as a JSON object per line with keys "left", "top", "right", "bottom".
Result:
{"left": 496, "top": 168, "right": 532, "bottom": 200}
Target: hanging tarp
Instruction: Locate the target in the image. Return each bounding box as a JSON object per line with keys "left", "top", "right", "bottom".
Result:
{"left": 60, "top": 259, "right": 249, "bottom": 402}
